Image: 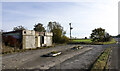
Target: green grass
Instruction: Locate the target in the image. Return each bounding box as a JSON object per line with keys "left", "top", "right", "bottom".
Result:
{"left": 94, "top": 38, "right": 116, "bottom": 45}
{"left": 51, "top": 51, "right": 59, "bottom": 54}
{"left": 70, "top": 38, "right": 116, "bottom": 45}
{"left": 102, "top": 38, "right": 116, "bottom": 44}
{"left": 2, "top": 46, "right": 54, "bottom": 55}
{"left": 91, "top": 47, "right": 111, "bottom": 70}
{"left": 72, "top": 39, "right": 92, "bottom": 43}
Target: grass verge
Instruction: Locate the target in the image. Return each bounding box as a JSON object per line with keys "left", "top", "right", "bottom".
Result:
{"left": 90, "top": 47, "right": 111, "bottom": 70}
{"left": 2, "top": 46, "right": 54, "bottom": 55}
{"left": 93, "top": 38, "right": 116, "bottom": 45}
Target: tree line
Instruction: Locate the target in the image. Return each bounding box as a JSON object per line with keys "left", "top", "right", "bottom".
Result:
{"left": 13, "top": 23, "right": 112, "bottom": 43}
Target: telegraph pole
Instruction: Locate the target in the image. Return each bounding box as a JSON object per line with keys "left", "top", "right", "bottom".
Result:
{"left": 69, "top": 23, "right": 73, "bottom": 39}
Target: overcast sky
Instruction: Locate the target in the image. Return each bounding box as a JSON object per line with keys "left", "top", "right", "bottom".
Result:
{"left": 2, "top": 0, "right": 119, "bottom": 38}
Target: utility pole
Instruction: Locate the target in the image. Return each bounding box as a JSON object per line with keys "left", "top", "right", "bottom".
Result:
{"left": 69, "top": 23, "right": 73, "bottom": 39}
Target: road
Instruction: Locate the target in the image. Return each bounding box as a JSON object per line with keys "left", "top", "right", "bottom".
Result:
{"left": 2, "top": 41, "right": 119, "bottom": 70}
{"left": 51, "top": 45, "right": 105, "bottom": 69}
{"left": 2, "top": 45, "right": 76, "bottom": 69}
{"left": 109, "top": 38, "right": 120, "bottom": 70}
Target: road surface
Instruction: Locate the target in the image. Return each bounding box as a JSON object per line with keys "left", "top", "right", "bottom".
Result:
{"left": 2, "top": 42, "right": 118, "bottom": 70}
{"left": 108, "top": 38, "right": 120, "bottom": 70}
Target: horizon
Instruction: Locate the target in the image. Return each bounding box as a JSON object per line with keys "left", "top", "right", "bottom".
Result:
{"left": 2, "top": 0, "right": 119, "bottom": 38}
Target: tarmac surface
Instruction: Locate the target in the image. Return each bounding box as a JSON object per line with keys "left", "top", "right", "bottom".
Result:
{"left": 2, "top": 40, "right": 119, "bottom": 70}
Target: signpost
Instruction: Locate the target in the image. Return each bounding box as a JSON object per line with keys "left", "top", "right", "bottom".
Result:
{"left": 69, "top": 23, "right": 73, "bottom": 39}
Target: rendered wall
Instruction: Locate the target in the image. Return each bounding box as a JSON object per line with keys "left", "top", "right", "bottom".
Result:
{"left": 46, "top": 36, "right": 52, "bottom": 46}
{"left": 25, "top": 36, "right": 35, "bottom": 49}
{"left": 44, "top": 32, "right": 53, "bottom": 46}
{"left": 22, "top": 30, "right": 35, "bottom": 49}
{"left": 35, "top": 36, "right": 41, "bottom": 47}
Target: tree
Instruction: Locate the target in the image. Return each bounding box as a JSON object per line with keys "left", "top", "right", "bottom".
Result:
{"left": 90, "top": 27, "right": 112, "bottom": 42}
{"left": 104, "top": 32, "right": 112, "bottom": 41}
{"left": 116, "top": 34, "right": 120, "bottom": 38}
{"left": 13, "top": 25, "right": 26, "bottom": 31}
{"left": 33, "top": 23, "right": 46, "bottom": 32}
{"left": 85, "top": 37, "right": 87, "bottom": 39}
{"left": 90, "top": 27, "right": 106, "bottom": 42}
{"left": 47, "top": 21, "right": 69, "bottom": 43}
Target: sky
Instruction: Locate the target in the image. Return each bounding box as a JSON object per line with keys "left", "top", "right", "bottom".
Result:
{"left": 2, "top": 0, "right": 119, "bottom": 38}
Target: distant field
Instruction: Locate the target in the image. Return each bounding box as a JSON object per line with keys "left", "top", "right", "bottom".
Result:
{"left": 72, "top": 39, "right": 92, "bottom": 43}
{"left": 70, "top": 38, "right": 116, "bottom": 45}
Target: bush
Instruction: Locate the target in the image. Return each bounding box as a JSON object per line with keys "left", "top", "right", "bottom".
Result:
{"left": 60, "top": 35, "right": 69, "bottom": 43}
{"left": 2, "top": 35, "right": 21, "bottom": 47}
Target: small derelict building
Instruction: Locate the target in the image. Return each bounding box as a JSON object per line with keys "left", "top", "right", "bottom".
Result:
{"left": 35, "top": 31, "right": 53, "bottom": 47}
{"left": 2, "top": 30, "right": 53, "bottom": 49}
